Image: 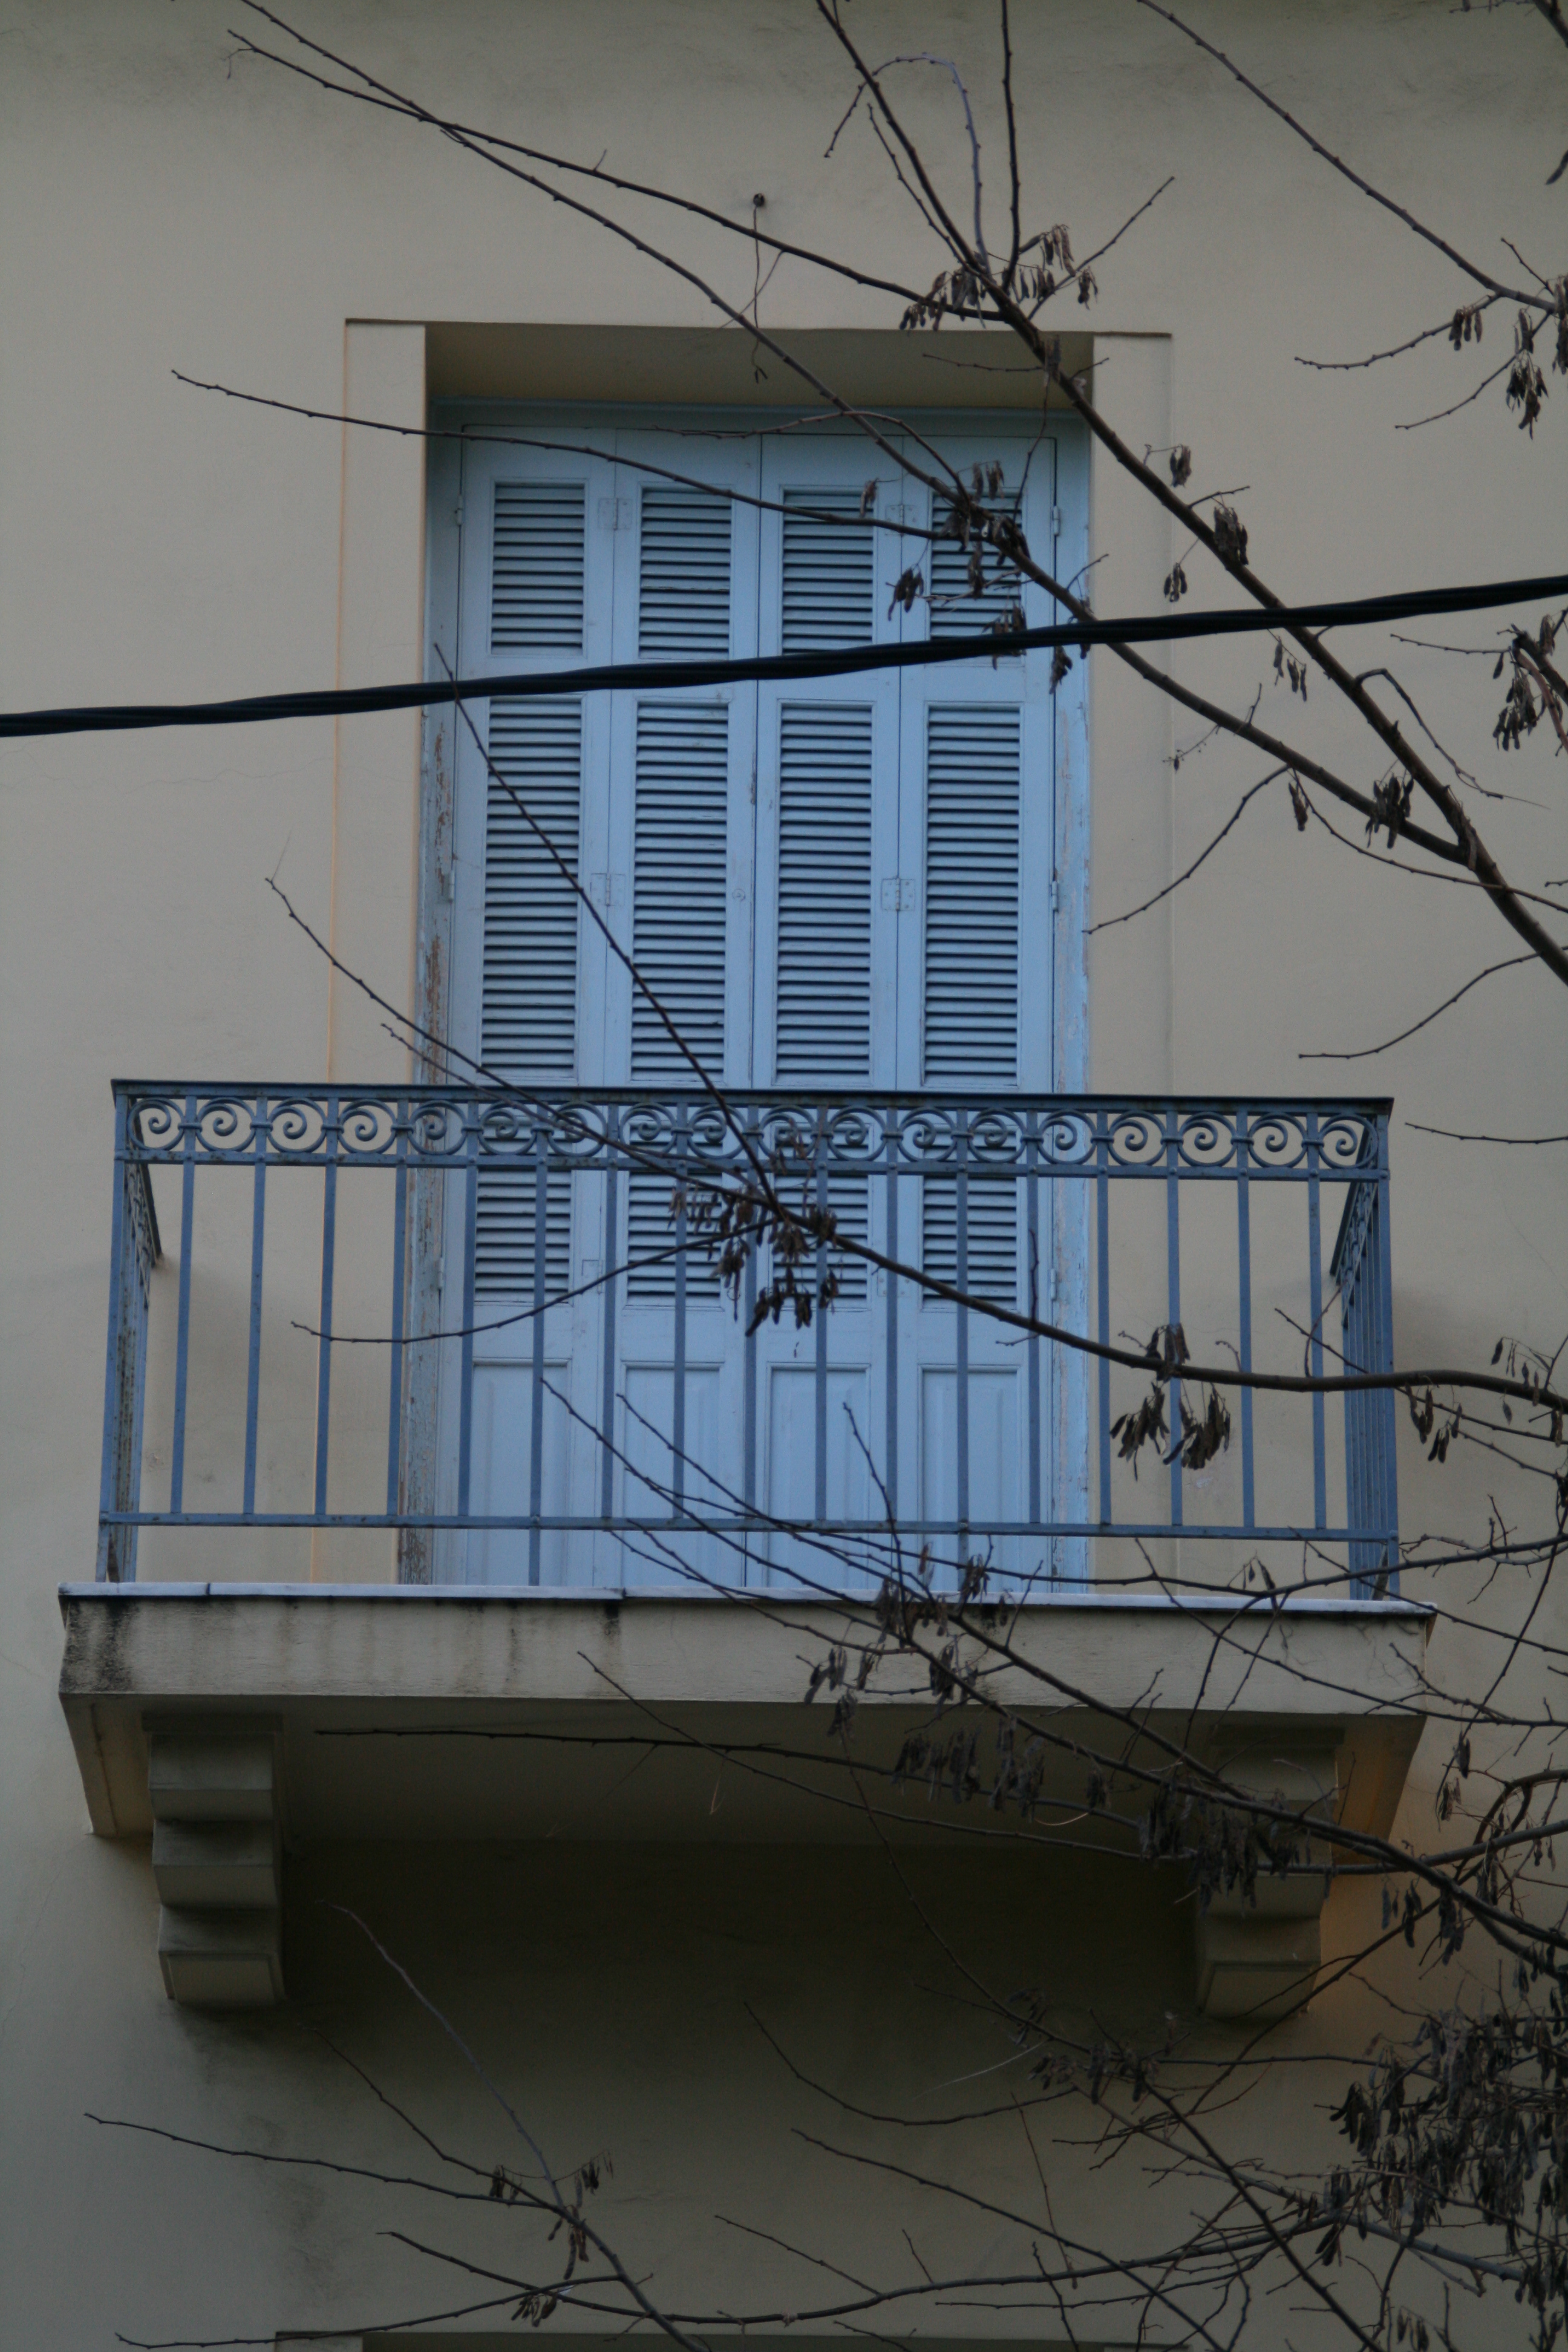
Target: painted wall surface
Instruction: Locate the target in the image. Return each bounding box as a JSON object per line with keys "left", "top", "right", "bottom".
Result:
{"left": 2, "top": 3, "right": 1566, "bottom": 2344}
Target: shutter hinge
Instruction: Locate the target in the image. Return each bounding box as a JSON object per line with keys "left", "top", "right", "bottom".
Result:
{"left": 1051, "top": 504, "right": 1062, "bottom": 538}
{"left": 453, "top": 496, "right": 465, "bottom": 530}
{"left": 437, "top": 863, "right": 454, "bottom": 903}
{"left": 880, "top": 875, "right": 916, "bottom": 910}
{"left": 1050, "top": 878, "right": 1060, "bottom": 915}
{"left": 589, "top": 871, "right": 626, "bottom": 907}
{"left": 596, "top": 496, "right": 633, "bottom": 532}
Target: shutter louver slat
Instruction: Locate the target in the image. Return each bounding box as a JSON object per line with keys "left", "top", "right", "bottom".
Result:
{"left": 781, "top": 491, "right": 875, "bottom": 651}
{"left": 639, "top": 488, "right": 733, "bottom": 658}
{"left": 491, "top": 482, "right": 586, "bottom": 650}
{"left": 776, "top": 704, "right": 873, "bottom": 1082}
{"left": 631, "top": 702, "right": 730, "bottom": 1082}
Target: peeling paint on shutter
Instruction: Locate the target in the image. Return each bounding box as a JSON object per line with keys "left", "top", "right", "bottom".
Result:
{"left": 781, "top": 490, "right": 875, "bottom": 652}
{"left": 490, "top": 482, "right": 586, "bottom": 650}
{"left": 639, "top": 488, "right": 732, "bottom": 657}
{"left": 776, "top": 704, "right": 873, "bottom": 1080}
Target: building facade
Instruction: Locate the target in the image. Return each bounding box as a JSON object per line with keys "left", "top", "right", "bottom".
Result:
{"left": 3, "top": 4, "right": 1565, "bottom": 2346}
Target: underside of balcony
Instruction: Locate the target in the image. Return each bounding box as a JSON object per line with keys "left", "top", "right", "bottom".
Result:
{"left": 59, "top": 1579, "right": 1429, "bottom": 1843}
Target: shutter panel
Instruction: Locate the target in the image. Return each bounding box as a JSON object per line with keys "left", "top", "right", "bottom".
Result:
{"left": 638, "top": 488, "right": 733, "bottom": 656}
{"left": 626, "top": 695, "right": 730, "bottom": 1301}
{"left": 781, "top": 491, "right": 875, "bottom": 651}
{"left": 491, "top": 482, "right": 586, "bottom": 650}
{"left": 630, "top": 702, "right": 730, "bottom": 1080}
{"left": 776, "top": 704, "right": 873, "bottom": 1080}
{"left": 481, "top": 700, "right": 583, "bottom": 1077}
{"left": 475, "top": 697, "right": 582, "bottom": 1298}
{"left": 474, "top": 1170, "right": 573, "bottom": 1302}
{"left": 929, "top": 493, "right": 1025, "bottom": 637}
{"left": 774, "top": 702, "right": 874, "bottom": 1301}
{"left": 923, "top": 706, "right": 1020, "bottom": 1080}
{"left": 921, "top": 705, "right": 1021, "bottom": 1304}
{"left": 920, "top": 1178, "right": 1018, "bottom": 1309}
{"left": 626, "top": 1175, "right": 721, "bottom": 1302}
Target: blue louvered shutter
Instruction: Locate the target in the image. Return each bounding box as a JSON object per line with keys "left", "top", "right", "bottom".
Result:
{"left": 775, "top": 704, "right": 874, "bottom": 1081}
{"left": 780, "top": 489, "right": 876, "bottom": 650}
{"left": 624, "top": 472, "right": 740, "bottom": 1295}
{"left": 491, "top": 482, "right": 586, "bottom": 650}
{"left": 639, "top": 488, "right": 732, "bottom": 656}
{"left": 928, "top": 488, "right": 1025, "bottom": 639}
{"left": 473, "top": 475, "right": 598, "bottom": 1300}
{"left": 772, "top": 701, "right": 876, "bottom": 1295}
{"left": 920, "top": 704, "right": 1022, "bottom": 1307}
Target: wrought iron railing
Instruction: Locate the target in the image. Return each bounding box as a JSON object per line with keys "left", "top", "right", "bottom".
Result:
{"left": 97, "top": 1083, "right": 1397, "bottom": 1590}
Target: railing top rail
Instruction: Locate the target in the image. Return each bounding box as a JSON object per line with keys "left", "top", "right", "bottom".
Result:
{"left": 112, "top": 1080, "right": 1395, "bottom": 1114}
{"left": 112, "top": 1084, "right": 1390, "bottom": 1184}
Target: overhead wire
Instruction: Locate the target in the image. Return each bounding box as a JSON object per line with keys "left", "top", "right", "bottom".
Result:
{"left": 4, "top": 572, "right": 1566, "bottom": 738}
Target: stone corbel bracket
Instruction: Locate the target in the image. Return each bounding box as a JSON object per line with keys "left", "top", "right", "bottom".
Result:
{"left": 147, "top": 1725, "right": 285, "bottom": 2007}
{"left": 1194, "top": 1741, "right": 1339, "bottom": 2023}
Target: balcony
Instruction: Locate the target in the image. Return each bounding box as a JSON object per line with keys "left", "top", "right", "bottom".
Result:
{"left": 70, "top": 1083, "right": 1420, "bottom": 2010}
{"left": 96, "top": 1081, "right": 1398, "bottom": 1591}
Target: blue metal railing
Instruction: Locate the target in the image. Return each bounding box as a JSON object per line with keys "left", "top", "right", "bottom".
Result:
{"left": 97, "top": 1083, "right": 1398, "bottom": 1589}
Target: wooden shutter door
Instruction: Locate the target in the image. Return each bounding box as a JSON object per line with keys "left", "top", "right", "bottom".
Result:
{"left": 601, "top": 436, "right": 760, "bottom": 1579}
{"left": 448, "top": 436, "right": 619, "bottom": 1580}
{"left": 895, "top": 440, "right": 1060, "bottom": 1576}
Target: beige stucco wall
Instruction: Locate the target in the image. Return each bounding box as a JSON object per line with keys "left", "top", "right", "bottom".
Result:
{"left": 2, "top": 2, "right": 1566, "bottom": 2342}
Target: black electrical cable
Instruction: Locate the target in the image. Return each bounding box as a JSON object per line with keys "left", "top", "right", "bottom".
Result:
{"left": 3, "top": 571, "right": 1564, "bottom": 739}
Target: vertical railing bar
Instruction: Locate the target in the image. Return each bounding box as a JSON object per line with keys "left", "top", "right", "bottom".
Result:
{"left": 384, "top": 1103, "right": 408, "bottom": 1521}
{"left": 1097, "top": 1124, "right": 1112, "bottom": 1528}
{"left": 1374, "top": 1117, "right": 1399, "bottom": 1591}
{"left": 123, "top": 1177, "right": 152, "bottom": 1586}
{"left": 1348, "top": 1221, "right": 1370, "bottom": 1593}
{"left": 97, "top": 1089, "right": 132, "bottom": 1579}
{"left": 743, "top": 1113, "right": 758, "bottom": 1518}
{"left": 672, "top": 1114, "right": 688, "bottom": 1518}
{"left": 814, "top": 1120, "right": 829, "bottom": 1526}
{"left": 525, "top": 1118, "right": 546, "bottom": 1580}
{"left": 457, "top": 1112, "right": 480, "bottom": 1530}
{"left": 600, "top": 1114, "right": 621, "bottom": 1525}
{"left": 312, "top": 1094, "right": 340, "bottom": 1521}
{"left": 169, "top": 1093, "right": 200, "bottom": 1518}
{"left": 1166, "top": 1109, "right": 1183, "bottom": 1532}
{"left": 1235, "top": 1106, "right": 1255, "bottom": 1535}
{"left": 1305, "top": 1113, "right": 1328, "bottom": 1532}
{"left": 1027, "top": 1122, "right": 1042, "bottom": 1533}
{"left": 955, "top": 1114, "right": 970, "bottom": 1541}
{"left": 884, "top": 1129, "right": 899, "bottom": 1526}
{"left": 243, "top": 1095, "right": 269, "bottom": 1520}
